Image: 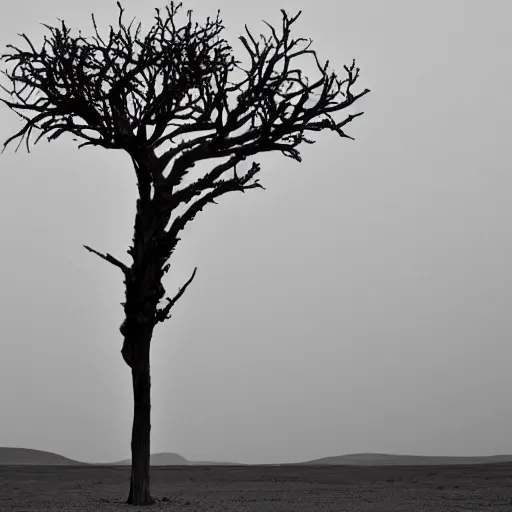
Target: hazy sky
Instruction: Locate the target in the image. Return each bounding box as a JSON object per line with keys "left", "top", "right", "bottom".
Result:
{"left": 1, "top": 0, "right": 512, "bottom": 465}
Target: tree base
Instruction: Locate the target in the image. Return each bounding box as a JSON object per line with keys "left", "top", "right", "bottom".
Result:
{"left": 126, "top": 492, "right": 155, "bottom": 506}
{"left": 127, "top": 469, "right": 154, "bottom": 506}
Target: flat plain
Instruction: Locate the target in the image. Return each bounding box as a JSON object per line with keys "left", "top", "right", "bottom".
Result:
{"left": 1, "top": 463, "right": 512, "bottom": 511}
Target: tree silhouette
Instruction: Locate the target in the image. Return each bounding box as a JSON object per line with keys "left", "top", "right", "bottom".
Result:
{"left": 0, "top": 1, "right": 369, "bottom": 505}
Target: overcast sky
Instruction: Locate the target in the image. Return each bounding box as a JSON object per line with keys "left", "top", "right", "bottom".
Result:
{"left": 1, "top": 0, "right": 511, "bottom": 465}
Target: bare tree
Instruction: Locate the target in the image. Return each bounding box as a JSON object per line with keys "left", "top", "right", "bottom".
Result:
{"left": 0, "top": 1, "right": 369, "bottom": 505}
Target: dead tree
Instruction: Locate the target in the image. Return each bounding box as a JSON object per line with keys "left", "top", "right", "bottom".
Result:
{"left": 0, "top": 1, "right": 369, "bottom": 505}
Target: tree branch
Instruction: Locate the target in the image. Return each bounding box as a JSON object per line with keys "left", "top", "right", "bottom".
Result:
{"left": 155, "top": 266, "right": 198, "bottom": 323}
{"left": 1, "top": 3, "right": 369, "bottom": 198}
{"left": 163, "top": 160, "right": 264, "bottom": 246}
{"left": 83, "top": 244, "right": 130, "bottom": 274}
{"left": 153, "top": 15, "right": 370, "bottom": 199}
{"left": 0, "top": 1, "right": 237, "bottom": 159}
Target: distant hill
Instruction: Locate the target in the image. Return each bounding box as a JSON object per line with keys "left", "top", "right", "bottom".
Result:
{"left": 105, "top": 452, "right": 189, "bottom": 466}
{"left": 297, "top": 453, "right": 512, "bottom": 466}
{"left": 103, "top": 452, "right": 243, "bottom": 466}
{"left": 0, "top": 447, "right": 87, "bottom": 466}
{"left": 188, "top": 460, "right": 246, "bottom": 466}
{"left": 3, "top": 448, "right": 512, "bottom": 467}
{"left": 0, "top": 447, "right": 243, "bottom": 466}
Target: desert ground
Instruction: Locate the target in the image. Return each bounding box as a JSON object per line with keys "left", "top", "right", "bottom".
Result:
{"left": 1, "top": 463, "right": 512, "bottom": 511}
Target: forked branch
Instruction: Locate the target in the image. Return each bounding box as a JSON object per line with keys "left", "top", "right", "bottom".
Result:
{"left": 155, "top": 266, "right": 198, "bottom": 323}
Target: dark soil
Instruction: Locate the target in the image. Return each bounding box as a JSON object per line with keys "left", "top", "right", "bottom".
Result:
{"left": 1, "top": 462, "right": 512, "bottom": 511}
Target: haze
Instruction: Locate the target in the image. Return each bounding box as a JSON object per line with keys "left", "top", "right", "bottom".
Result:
{"left": 1, "top": 0, "right": 511, "bottom": 466}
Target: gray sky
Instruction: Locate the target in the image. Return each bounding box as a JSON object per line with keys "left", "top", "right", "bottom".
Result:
{"left": 1, "top": 0, "right": 512, "bottom": 465}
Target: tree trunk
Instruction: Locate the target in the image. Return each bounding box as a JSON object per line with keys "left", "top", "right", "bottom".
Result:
{"left": 127, "top": 346, "right": 155, "bottom": 505}
{"left": 121, "top": 192, "right": 169, "bottom": 505}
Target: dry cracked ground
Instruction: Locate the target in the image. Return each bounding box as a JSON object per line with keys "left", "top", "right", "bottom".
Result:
{"left": 1, "top": 463, "right": 512, "bottom": 511}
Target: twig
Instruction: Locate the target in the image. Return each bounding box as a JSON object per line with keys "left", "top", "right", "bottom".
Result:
{"left": 83, "top": 244, "right": 130, "bottom": 274}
